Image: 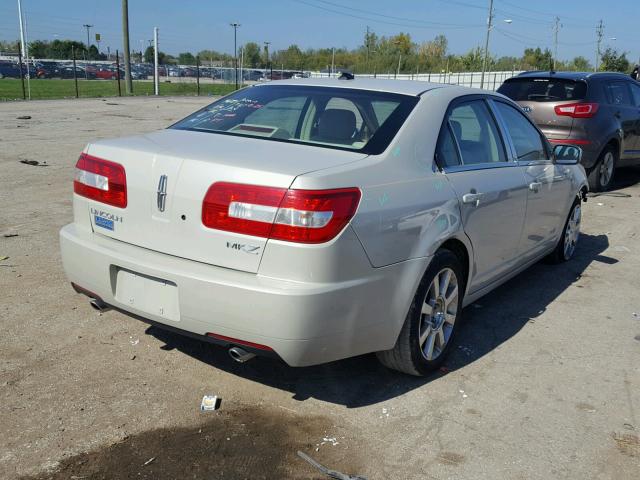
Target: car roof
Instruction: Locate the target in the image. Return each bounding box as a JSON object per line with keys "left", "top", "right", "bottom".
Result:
{"left": 255, "top": 77, "right": 459, "bottom": 96}
{"left": 514, "top": 71, "right": 632, "bottom": 81}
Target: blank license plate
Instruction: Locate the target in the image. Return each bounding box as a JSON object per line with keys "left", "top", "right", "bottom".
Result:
{"left": 115, "top": 269, "right": 180, "bottom": 322}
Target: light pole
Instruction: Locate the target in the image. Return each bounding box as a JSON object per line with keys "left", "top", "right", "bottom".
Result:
{"left": 230, "top": 22, "right": 240, "bottom": 89}
{"left": 264, "top": 41, "right": 271, "bottom": 78}
{"left": 83, "top": 24, "right": 93, "bottom": 54}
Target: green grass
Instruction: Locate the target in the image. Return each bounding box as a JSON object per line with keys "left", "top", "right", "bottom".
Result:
{"left": 0, "top": 79, "right": 237, "bottom": 101}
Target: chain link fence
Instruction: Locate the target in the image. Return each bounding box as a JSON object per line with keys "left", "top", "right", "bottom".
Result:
{"left": 2, "top": 51, "right": 523, "bottom": 100}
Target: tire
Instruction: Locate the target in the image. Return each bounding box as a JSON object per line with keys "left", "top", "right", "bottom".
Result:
{"left": 548, "top": 197, "right": 582, "bottom": 264}
{"left": 588, "top": 145, "right": 617, "bottom": 192}
{"left": 377, "top": 249, "right": 465, "bottom": 376}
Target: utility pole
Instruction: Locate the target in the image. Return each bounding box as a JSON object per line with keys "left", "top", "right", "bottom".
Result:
{"left": 239, "top": 47, "right": 244, "bottom": 87}
{"left": 480, "top": 0, "right": 494, "bottom": 89}
{"left": 17, "top": 0, "right": 30, "bottom": 100}
{"left": 230, "top": 22, "right": 240, "bottom": 89}
{"left": 553, "top": 16, "right": 562, "bottom": 71}
{"left": 121, "top": 0, "right": 133, "bottom": 94}
{"left": 263, "top": 41, "right": 271, "bottom": 79}
{"left": 331, "top": 47, "right": 335, "bottom": 77}
{"left": 153, "top": 27, "right": 159, "bottom": 95}
{"left": 365, "top": 25, "right": 370, "bottom": 73}
{"left": 595, "top": 20, "right": 604, "bottom": 71}
{"left": 83, "top": 24, "right": 93, "bottom": 55}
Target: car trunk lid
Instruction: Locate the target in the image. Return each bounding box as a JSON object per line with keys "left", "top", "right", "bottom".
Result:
{"left": 83, "top": 128, "right": 367, "bottom": 273}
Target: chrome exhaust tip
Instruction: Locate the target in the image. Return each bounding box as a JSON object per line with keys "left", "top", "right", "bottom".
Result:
{"left": 89, "top": 299, "right": 111, "bottom": 312}
{"left": 228, "top": 346, "right": 256, "bottom": 363}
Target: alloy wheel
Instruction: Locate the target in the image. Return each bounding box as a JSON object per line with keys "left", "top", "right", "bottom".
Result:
{"left": 419, "top": 268, "right": 458, "bottom": 361}
{"left": 599, "top": 152, "right": 614, "bottom": 188}
{"left": 564, "top": 204, "right": 581, "bottom": 260}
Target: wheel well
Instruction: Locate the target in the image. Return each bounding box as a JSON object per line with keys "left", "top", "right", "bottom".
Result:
{"left": 439, "top": 239, "right": 470, "bottom": 290}
{"left": 605, "top": 138, "right": 619, "bottom": 156}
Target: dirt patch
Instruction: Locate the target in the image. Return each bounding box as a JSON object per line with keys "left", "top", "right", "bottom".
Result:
{"left": 612, "top": 432, "right": 640, "bottom": 457}
{"left": 19, "top": 405, "right": 361, "bottom": 480}
{"left": 436, "top": 451, "right": 465, "bottom": 466}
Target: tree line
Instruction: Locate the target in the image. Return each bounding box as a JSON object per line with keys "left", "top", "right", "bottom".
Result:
{"left": 1, "top": 31, "right": 634, "bottom": 73}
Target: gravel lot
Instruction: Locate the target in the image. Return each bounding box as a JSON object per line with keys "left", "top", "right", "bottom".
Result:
{"left": 1, "top": 96, "right": 639, "bottom": 479}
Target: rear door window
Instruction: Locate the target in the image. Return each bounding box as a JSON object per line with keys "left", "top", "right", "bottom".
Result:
{"left": 448, "top": 101, "right": 507, "bottom": 165}
{"left": 494, "top": 102, "right": 548, "bottom": 161}
{"left": 627, "top": 82, "right": 640, "bottom": 106}
{"left": 435, "top": 124, "right": 462, "bottom": 168}
{"left": 605, "top": 81, "right": 633, "bottom": 106}
{"left": 498, "top": 78, "right": 587, "bottom": 102}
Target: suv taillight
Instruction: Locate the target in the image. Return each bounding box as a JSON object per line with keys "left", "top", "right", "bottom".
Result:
{"left": 202, "top": 182, "right": 361, "bottom": 244}
{"left": 74, "top": 153, "right": 127, "bottom": 208}
{"left": 554, "top": 102, "right": 599, "bottom": 118}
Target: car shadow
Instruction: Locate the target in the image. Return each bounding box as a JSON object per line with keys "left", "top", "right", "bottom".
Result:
{"left": 145, "top": 233, "right": 614, "bottom": 408}
{"left": 612, "top": 166, "right": 640, "bottom": 191}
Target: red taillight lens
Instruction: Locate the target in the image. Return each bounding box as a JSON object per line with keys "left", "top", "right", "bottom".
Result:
{"left": 74, "top": 153, "right": 127, "bottom": 208}
{"left": 202, "top": 183, "right": 288, "bottom": 237}
{"left": 270, "top": 188, "right": 362, "bottom": 243}
{"left": 554, "top": 102, "right": 599, "bottom": 118}
{"left": 202, "top": 182, "right": 361, "bottom": 244}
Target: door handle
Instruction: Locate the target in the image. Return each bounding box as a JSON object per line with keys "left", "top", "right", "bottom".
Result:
{"left": 462, "top": 192, "right": 482, "bottom": 206}
{"left": 529, "top": 181, "right": 542, "bottom": 192}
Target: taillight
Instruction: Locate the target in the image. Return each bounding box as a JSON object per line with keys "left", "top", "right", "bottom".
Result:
{"left": 202, "top": 182, "right": 361, "bottom": 244}
{"left": 554, "top": 102, "right": 599, "bottom": 118}
{"left": 74, "top": 153, "right": 127, "bottom": 208}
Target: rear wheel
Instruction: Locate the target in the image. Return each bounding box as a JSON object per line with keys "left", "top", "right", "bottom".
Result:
{"left": 377, "top": 249, "right": 464, "bottom": 376}
{"left": 588, "top": 145, "right": 616, "bottom": 192}
{"left": 548, "top": 198, "right": 581, "bottom": 264}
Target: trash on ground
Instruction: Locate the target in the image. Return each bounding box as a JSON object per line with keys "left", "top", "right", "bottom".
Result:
{"left": 200, "top": 395, "right": 220, "bottom": 411}
{"left": 143, "top": 457, "right": 155, "bottom": 466}
{"left": 16, "top": 115, "right": 32, "bottom": 120}
{"left": 129, "top": 336, "right": 139, "bottom": 346}
{"left": 0, "top": 256, "right": 8, "bottom": 261}
{"left": 323, "top": 437, "right": 339, "bottom": 446}
{"left": 19, "top": 159, "right": 48, "bottom": 167}
{"left": 297, "top": 451, "right": 367, "bottom": 480}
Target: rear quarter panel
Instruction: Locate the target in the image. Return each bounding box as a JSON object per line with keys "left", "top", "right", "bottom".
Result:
{"left": 291, "top": 87, "right": 469, "bottom": 269}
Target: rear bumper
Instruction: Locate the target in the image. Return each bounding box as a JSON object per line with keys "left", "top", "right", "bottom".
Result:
{"left": 60, "top": 223, "right": 428, "bottom": 367}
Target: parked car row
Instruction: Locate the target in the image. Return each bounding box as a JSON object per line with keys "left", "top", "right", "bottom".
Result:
{"left": 1, "top": 59, "right": 312, "bottom": 82}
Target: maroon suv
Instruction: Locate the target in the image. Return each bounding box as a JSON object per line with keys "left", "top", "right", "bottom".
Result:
{"left": 498, "top": 71, "right": 640, "bottom": 191}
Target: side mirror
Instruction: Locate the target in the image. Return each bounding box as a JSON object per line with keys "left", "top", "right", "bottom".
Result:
{"left": 553, "top": 144, "right": 582, "bottom": 165}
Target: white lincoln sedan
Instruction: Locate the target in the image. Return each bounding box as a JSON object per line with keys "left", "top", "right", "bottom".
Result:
{"left": 60, "top": 78, "right": 587, "bottom": 375}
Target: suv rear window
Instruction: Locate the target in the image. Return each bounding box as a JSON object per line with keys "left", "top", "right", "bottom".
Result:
{"left": 171, "top": 85, "right": 418, "bottom": 154}
{"left": 498, "top": 78, "right": 587, "bottom": 102}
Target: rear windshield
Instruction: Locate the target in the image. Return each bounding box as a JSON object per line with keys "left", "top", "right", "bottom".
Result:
{"left": 170, "top": 85, "right": 418, "bottom": 154}
{"left": 498, "top": 78, "right": 587, "bottom": 102}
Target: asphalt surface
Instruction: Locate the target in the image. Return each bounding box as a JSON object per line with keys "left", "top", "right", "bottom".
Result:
{"left": 1, "top": 96, "right": 639, "bottom": 479}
